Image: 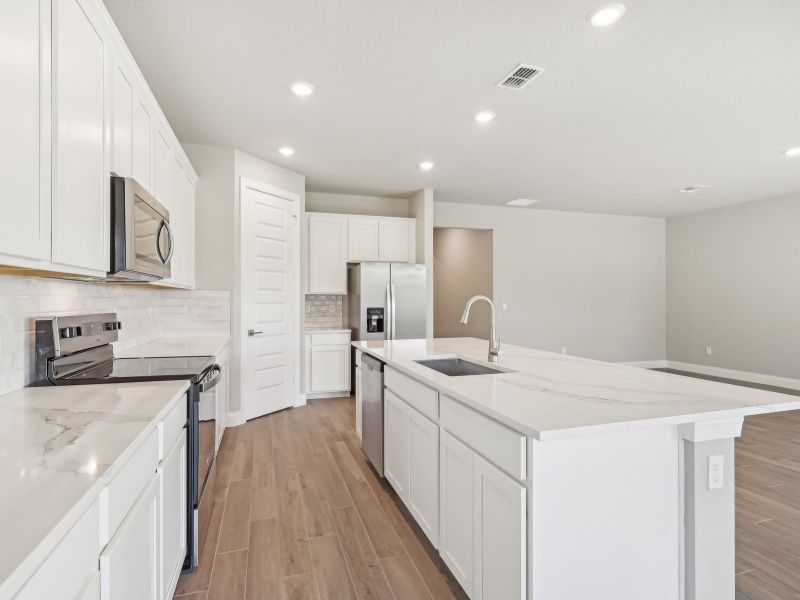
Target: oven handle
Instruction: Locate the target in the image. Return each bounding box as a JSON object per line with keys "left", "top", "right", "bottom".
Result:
{"left": 198, "top": 366, "right": 222, "bottom": 393}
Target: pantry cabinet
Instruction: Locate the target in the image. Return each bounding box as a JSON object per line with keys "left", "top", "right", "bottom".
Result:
{"left": 0, "top": 0, "right": 51, "bottom": 263}
{"left": 0, "top": 0, "right": 197, "bottom": 284}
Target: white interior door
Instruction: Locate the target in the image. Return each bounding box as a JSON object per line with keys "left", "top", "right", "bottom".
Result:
{"left": 241, "top": 178, "right": 298, "bottom": 420}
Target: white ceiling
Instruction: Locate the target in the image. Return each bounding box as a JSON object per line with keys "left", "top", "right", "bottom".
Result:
{"left": 103, "top": 0, "right": 800, "bottom": 217}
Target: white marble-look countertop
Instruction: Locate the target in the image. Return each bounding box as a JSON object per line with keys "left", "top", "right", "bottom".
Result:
{"left": 0, "top": 380, "right": 190, "bottom": 597}
{"left": 117, "top": 335, "right": 231, "bottom": 359}
{"left": 354, "top": 337, "right": 800, "bottom": 440}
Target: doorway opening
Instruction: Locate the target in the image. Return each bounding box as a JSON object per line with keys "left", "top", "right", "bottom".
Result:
{"left": 433, "top": 227, "right": 493, "bottom": 339}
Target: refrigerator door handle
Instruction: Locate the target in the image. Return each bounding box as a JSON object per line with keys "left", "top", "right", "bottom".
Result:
{"left": 390, "top": 283, "right": 397, "bottom": 340}
{"left": 386, "top": 283, "right": 393, "bottom": 340}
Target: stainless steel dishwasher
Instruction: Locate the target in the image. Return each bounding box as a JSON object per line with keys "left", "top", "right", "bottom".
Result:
{"left": 361, "top": 353, "right": 385, "bottom": 477}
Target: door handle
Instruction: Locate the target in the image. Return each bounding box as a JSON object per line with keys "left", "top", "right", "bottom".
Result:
{"left": 248, "top": 329, "right": 263, "bottom": 337}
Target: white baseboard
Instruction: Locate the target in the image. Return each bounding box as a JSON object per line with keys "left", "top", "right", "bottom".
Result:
{"left": 622, "top": 359, "right": 800, "bottom": 391}
{"left": 227, "top": 411, "right": 246, "bottom": 427}
{"left": 306, "top": 391, "right": 351, "bottom": 400}
{"left": 295, "top": 393, "right": 307, "bottom": 407}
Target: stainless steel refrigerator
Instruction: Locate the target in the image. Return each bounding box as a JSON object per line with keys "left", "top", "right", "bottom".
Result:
{"left": 347, "top": 262, "right": 427, "bottom": 342}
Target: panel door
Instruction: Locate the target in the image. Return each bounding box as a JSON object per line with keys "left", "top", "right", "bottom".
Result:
{"left": 132, "top": 98, "right": 152, "bottom": 190}
{"left": 307, "top": 214, "right": 347, "bottom": 294}
{"left": 160, "top": 432, "right": 187, "bottom": 600}
{"left": 309, "top": 345, "right": 349, "bottom": 392}
{"left": 100, "top": 472, "right": 160, "bottom": 600}
{"left": 52, "top": 0, "right": 109, "bottom": 272}
{"left": 473, "top": 454, "right": 527, "bottom": 600}
{"left": 439, "top": 430, "right": 474, "bottom": 596}
{"left": 384, "top": 390, "right": 410, "bottom": 499}
{"left": 111, "top": 58, "right": 133, "bottom": 177}
{"left": 0, "top": 0, "right": 50, "bottom": 261}
{"left": 408, "top": 407, "right": 439, "bottom": 547}
{"left": 347, "top": 217, "right": 379, "bottom": 262}
{"left": 379, "top": 218, "right": 413, "bottom": 262}
{"left": 241, "top": 181, "right": 297, "bottom": 419}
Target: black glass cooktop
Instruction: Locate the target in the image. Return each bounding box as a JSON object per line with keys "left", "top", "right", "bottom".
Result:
{"left": 62, "top": 355, "right": 215, "bottom": 383}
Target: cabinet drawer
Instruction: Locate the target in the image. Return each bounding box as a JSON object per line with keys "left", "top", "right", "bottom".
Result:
{"left": 107, "top": 428, "right": 159, "bottom": 538}
{"left": 385, "top": 367, "right": 438, "bottom": 421}
{"left": 440, "top": 395, "right": 526, "bottom": 481}
{"left": 159, "top": 396, "right": 187, "bottom": 462}
{"left": 310, "top": 332, "right": 351, "bottom": 346}
{"left": 15, "top": 499, "right": 100, "bottom": 600}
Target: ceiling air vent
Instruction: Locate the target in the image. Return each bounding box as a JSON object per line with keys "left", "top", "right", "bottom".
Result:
{"left": 496, "top": 64, "right": 544, "bottom": 90}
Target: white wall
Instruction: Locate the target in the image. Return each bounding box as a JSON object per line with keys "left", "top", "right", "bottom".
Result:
{"left": 666, "top": 193, "right": 800, "bottom": 379}
{"left": 306, "top": 192, "right": 409, "bottom": 217}
{"left": 435, "top": 202, "right": 666, "bottom": 362}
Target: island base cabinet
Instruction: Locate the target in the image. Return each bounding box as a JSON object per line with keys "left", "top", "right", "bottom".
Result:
{"left": 439, "top": 431, "right": 475, "bottom": 597}
{"left": 440, "top": 431, "right": 527, "bottom": 600}
{"left": 473, "top": 455, "right": 526, "bottom": 600}
{"left": 100, "top": 472, "right": 161, "bottom": 600}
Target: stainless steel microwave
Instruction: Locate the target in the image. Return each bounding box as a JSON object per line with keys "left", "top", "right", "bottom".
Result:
{"left": 108, "top": 176, "right": 173, "bottom": 282}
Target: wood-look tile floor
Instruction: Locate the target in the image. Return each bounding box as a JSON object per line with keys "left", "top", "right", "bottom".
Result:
{"left": 175, "top": 396, "right": 468, "bottom": 600}
{"left": 659, "top": 369, "right": 800, "bottom": 600}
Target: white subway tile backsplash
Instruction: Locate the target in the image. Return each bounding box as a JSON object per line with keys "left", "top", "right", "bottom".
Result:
{"left": 0, "top": 273, "right": 231, "bottom": 396}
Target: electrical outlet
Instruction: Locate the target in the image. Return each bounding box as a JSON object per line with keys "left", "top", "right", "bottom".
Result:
{"left": 708, "top": 455, "right": 724, "bottom": 490}
{"left": 706, "top": 346, "right": 713, "bottom": 356}
{"left": 561, "top": 347, "right": 567, "bottom": 355}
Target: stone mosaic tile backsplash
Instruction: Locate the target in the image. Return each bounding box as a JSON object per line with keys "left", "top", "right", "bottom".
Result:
{"left": 305, "top": 294, "right": 346, "bottom": 330}
{"left": 0, "top": 273, "right": 231, "bottom": 395}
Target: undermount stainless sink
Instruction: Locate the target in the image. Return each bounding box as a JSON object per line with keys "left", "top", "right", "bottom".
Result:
{"left": 414, "top": 358, "right": 507, "bottom": 376}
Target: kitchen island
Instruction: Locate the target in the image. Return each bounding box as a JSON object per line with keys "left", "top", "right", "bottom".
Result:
{"left": 354, "top": 337, "right": 800, "bottom": 600}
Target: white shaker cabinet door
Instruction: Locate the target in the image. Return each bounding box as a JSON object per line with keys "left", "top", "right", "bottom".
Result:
{"left": 307, "top": 214, "right": 347, "bottom": 294}
{"left": 52, "top": 0, "right": 109, "bottom": 273}
{"left": 309, "top": 345, "right": 349, "bottom": 392}
{"left": 384, "top": 390, "right": 410, "bottom": 499}
{"left": 132, "top": 98, "right": 153, "bottom": 190}
{"left": 111, "top": 58, "right": 133, "bottom": 178}
{"left": 439, "top": 430, "right": 474, "bottom": 597}
{"left": 378, "top": 218, "right": 414, "bottom": 263}
{"left": 355, "top": 364, "right": 362, "bottom": 439}
{"left": 407, "top": 407, "right": 439, "bottom": 547}
{"left": 153, "top": 129, "right": 173, "bottom": 210}
{"left": 347, "top": 216, "right": 379, "bottom": 261}
{"left": 100, "top": 472, "right": 161, "bottom": 600}
{"left": 473, "top": 454, "right": 527, "bottom": 600}
{"left": 160, "top": 432, "right": 187, "bottom": 600}
{"left": 0, "top": 0, "right": 50, "bottom": 262}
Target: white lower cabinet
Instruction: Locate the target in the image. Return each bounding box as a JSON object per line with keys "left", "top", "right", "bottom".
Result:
{"left": 160, "top": 433, "right": 187, "bottom": 600}
{"left": 100, "top": 472, "right": 161, "bottom": 600}
{"left": 384, "top": 389, "right": 439, "bottom": 547}
{"left": 78, "top": 574, "right": 100, "bottom": 600}
{"left": 439, "top": 430, "right": 527, "bottom": 600}
{"left": 305, "top": 331, "right": 351, "bottom": 397}
{"left": 354, "top": 352, "right": 363, "bottom": 438}
{"left": 440, "top": 431, "right": 475, "bottom": 596}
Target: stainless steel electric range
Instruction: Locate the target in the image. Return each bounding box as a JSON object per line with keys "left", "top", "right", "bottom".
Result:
{"left": 34, "top": 313, "right": 220, "bottom": 572}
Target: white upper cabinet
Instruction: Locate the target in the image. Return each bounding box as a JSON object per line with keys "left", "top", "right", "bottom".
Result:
{"left": 131, "top": 98, "right": 153, "bottom": 190}
{"left": 111, "top": 58, "right": 134, "bottom": 178}
{"left": 153, "top": 129, "right": 173, "bottom": 210}
{"left": 51, "top": 0, "right": 109, "bottom": 273}
{"left": 307, "top": 213, "right": 348, "bottom": 294}
{"left": 379, "top": 217, "right": 415, "bottom": 263}
{"left": 347, "top": 217, "right": 379, "bottom": 261}
{"left": 0, "top": 0, "right": 51, "bottom": 263}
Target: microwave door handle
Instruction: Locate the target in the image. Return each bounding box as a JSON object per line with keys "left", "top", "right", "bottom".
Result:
{"left": 163, "top": 219, "right": 175, "bottom": 264}
{"left": 155, "top": 220, "right": 167, "bottom": 264}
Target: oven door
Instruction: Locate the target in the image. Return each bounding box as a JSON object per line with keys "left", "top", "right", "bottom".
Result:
{"left": 110, "top": 176, "right": 172, "bottom": 281}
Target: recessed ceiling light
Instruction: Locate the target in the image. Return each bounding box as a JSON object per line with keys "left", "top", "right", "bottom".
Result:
{"left": 419, "top": 161, "right": 434, "bottom": 171}
{"left": 589, "top": 3, "right": 626, "bottom": 27}
{"left": 505, "top": 198, "right": 540, "bottom": 207}
{"left": 474, "top": 110, "right": 496, "bottom": 123}
{"left": 279, "top": 146, "right": 295, "bottom": 157}
{"left": 678, "top": 185, "right": 711, "bottom": 194}
{"left": 784, "top": 147, "right": 800, "bottom": 157}
{"left": 290, "top": 82, "right": 314, "bottom": 96}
